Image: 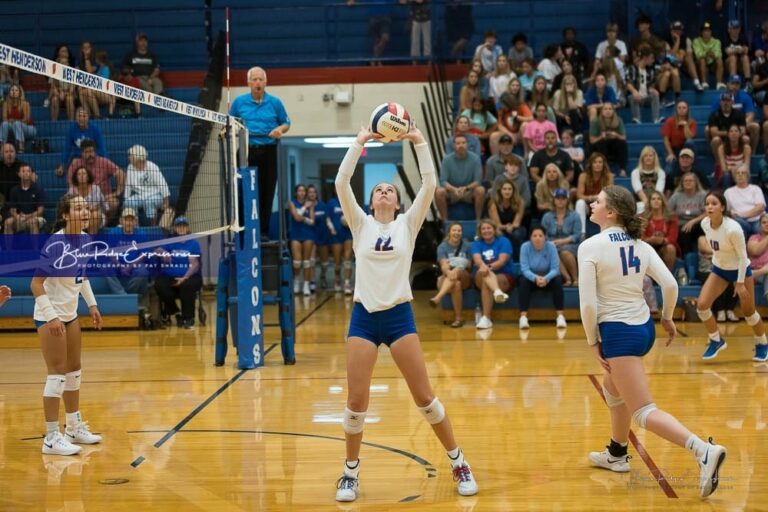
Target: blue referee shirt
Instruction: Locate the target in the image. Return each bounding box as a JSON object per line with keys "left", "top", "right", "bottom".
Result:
{"left": 229, "top": 92, "right": 290, "bottom": 146}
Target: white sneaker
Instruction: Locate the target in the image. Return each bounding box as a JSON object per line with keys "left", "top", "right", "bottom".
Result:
{"left": 303, "top": 281, "right": 311, "bottom": 296}
{"left": 293, "top": 279, "right": 300, "bottom": 294}
{"left": 493, "top": 289, "right": 508, "bottom": 303}
{"left": 42, "top": 431, "right": 82, "bottom": 455}
{"left": 343, "top": 281, "right": 353, "bottom": 295}
{"left": 716, "top": 310, "right": 726, "bottom": 322}
{"left": 556, "top": 315, "right": 567, "bottom": 328}
{"left": 452, "top": 462, "right": 478, "bottom": 496}
{"left": 588, "top": 448, "right": 630, "bottom": 473}
{"left": 519, "top": 316, "right": 530, "bottom": 329}
{"left": 65, "top": 421, "right": 102, "bottom": 444}
{"left": 476, "top": 316, "right": 493, "bottom": 329}
{"left": 335, "top": 475, "right": 359, "bottom": 502}
{"left": 334, "top": 280, "right": 342, "bottom": 292}
{"left": 698, "top": 438, "right": 726, "bottom": 498}
{"left": 726, "top": 310, "right": 739, "bottom": 322}
{"left": 716, "top": 82, "right": 727, "bottom": 90}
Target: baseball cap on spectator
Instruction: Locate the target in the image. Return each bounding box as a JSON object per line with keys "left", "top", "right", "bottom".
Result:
{"left": 727, "top": 74, "right": 742, "bottom": 84}
{"left": 671, "top": 21, "right": 684, "bottom": 30}
{"left": 702, "top": 21, "right": 712, "bottom": 30}
{"left": 720, "top": 92, "right": 734, "bottom": 101}
{"left": 128, "top": 144, "right": 148, "bottom": 160}
{"left": 728, "top": 19, "right": 741, "bottom": 29}
{"left": 636, "top": 14, "right": 652, "bottom": 27}
{"left": 173, "top": 216, "right": 190, "bottom": 226}
{"left": 554, "top": 188, "right": 569, "bottom": 199}
{"left": 679, "top": 148, "right": 695, "bottom": 158}
{"left": 121, "top": 208, "right": 137, "bottom": 219}
{"left": 136, "top": 32, "right": 148, "bottom": 42}
{"left": 499, "top": 134, "right": 513, "bottom": 144}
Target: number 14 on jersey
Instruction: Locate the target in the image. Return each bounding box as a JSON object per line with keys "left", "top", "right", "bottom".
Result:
{"left": 620, "top": 246, "right": 641, "bottom": 276}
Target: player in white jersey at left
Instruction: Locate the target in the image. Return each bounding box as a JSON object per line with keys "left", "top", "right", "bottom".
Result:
{"left": 696, "top": 190, "right": 768, "bottom": 362}
{"left": 579, "top": 186, "right": 726, "bottom": 498}
{"left": 333, "top": 124, "right": 478, "bottom": 502}
{"left": 32, "top": 194, "right": 103, "bottom": 456}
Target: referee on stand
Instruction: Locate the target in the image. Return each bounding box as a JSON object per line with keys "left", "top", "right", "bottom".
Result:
{"left": 230, "top": 66, "right": 291, "bottom": 238}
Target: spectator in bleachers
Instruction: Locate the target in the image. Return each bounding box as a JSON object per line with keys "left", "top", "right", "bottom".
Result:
{"left": 629, "top": 14, "right": 667, "bottom": 61}
{"left": 559, "top": 129, "right": 584, "bottom": 178}
{"left": 402, "top": 0, "right": 431, "bottom": 62}
{"left": 490, "top": 79, "right": 531, "bottom": 154}
{"left": 550, "top": 59, "right": 575, "bottom": 93}
{"left": 465, "top": 59, "right": 490, "bottom": 98}
{"left": 470, "top": 218, "right": 513, "bottom": 330}
{"left": 518, "top": 58, "right": 542, "bottom": 97}
{"left": 722, "top": 20, "right": 751, "bottom": 84}
{"left": 104, "top": 208, "right": 150, "bottom": 311}
{"left": 529, "top": 77, "right": 556, "bottom": 122}
{"left": 665, "top": 21, "right": 704, "bottom": 91}
{"left": 124, "top": 145, "right": 170, "bottom": 226}
{"left": 625, "top": 45, "right": 662, "bottom": 124}
{"left": 560, "top": 27, "right": 589, "bottom": 83}
{"left": 486, "top": 135, "right": 528, "bottom": 184}
{"left": 719, "top": 74, "right": 761, "bottom": 149}
{"left": 760, "top": 150, "right": 768, "bottom": 201}
{"left": 459, "top": 68, "right": 482, "bottom": 112}
{"left": 523, "top": 103, "right": 558, "bottom": 162}
{"left": 693, "top": 21, "right": 725, "bottom": 90}
{"left": 576, "top": 152, "right": 614, "bottom": 236}
{"left": 0, "top": 143, "right": 25, "bottom": 213}
{"left": 717, "top": 123, "right": 752, "bottom": 187}
{"left": 66, "top": 139, "right": 124, "bottom": 219}
{"left": 473, "top": 30, "right": 503, "bottom": 75}
{"left": 154, "top": 216, "right": 202, "bottom": 329}
{"left": 747, "top": 213, "right": 768, "bottom": 303}
{"left": 588, "top": 103, "right": 628, "bottom": 174}
{"left": 0, "top": 64, "right": 18, "bottom": 100}
{"left": 534, "top": 163, "right": 569, "bottom": 215}
{"left": 724, "top": 165, "right": 765, "bottom": 237}
{"left": 641, "top": 191, "right": 679, "bottom": 271}
{"left": 77, "top": 41, "right": 115, "bottom": 119}
{"left": 751, "top": 19, "right": 768, "bottom": 58}
{"left": 662, "top": 100, "right": 697, "bottom": 165}
{"left": 47, "top": 44, "right": 76, "bottom": 121}
{"left": 490, "top": 154, "right": 531, "bottom": 211}
{"left": 707, "top": 93, "right": 746, "bottom": 163}
{"left": 541, "top": 188, "right": 581, "bottom": 286}
{"left": 518, "top": 226, "right": 566, "bottom": 329}
{"left": 123, "top": 33, "right": 163, "bottom": 94}
{"left": 665, "top": 147, "right": 710, "bottom": 193}
{"left": 445, "top": 115, "right": 481, "bottom": 157}
{"left": 115, "top": 65, "right": 143, "bottom": 118}
{"left": 595, "top": 23, "right": 628, "bottom": 64}
{"left": 587, "top": 48, "right": 626, "bottom": 107}
{"left": 488, "top": 54, "right": 516, "bottom": 105}
{"left": 435, "top": 134, "right": 485, "bottom": 220}
{"left": 530, "top": 130, "right": 573, "bottom": 184}
{"left": 56, "top": 108, "right": 107, "bottom": 176}
{"left": 430, "top": 222, "right": 472, "bottom": 327}
{"left": 696, "top": 234, "right": 739, "bottom": 322}
{"left": 631, "top": 145, "right": 666, "bottom": 209}
{"left": 94, "top": 51, "right": 113, "bottom": 80}
{"left": 445, "top": 0, "right": 473, "bottom": 62}
{"left": 0, "top": 84, "right": 35, "bottom": 154}
{"left": 289, "top": 184, "right": 315, "bottom": 297}
{"left": 669, "top": 171, "right": 707, "bottom": 254}
{"left": 537, "top": 44, "right": 563, "bottom": 91}
{"left": 4, "top": 164, "right": 45, "bottom": 234}
{"left": 488, "top": 178, "right": 526, "bottom": 261}
{"left": 460, "top": 95, "right": 497, "bottom": 149}
{"left": 69, "top": 167, "right": 107, "bottom": 234}
{"left": 752, "top": 50, "right": 768, "bottom": 106}
{"left": 552, "top": 74, "right": 585, "bottom": 134}
{"left": 585, "top": 72, "right": 617, "bottom": 121}
{"left": 507, "top": 33, "right": 533, "bottom": 74}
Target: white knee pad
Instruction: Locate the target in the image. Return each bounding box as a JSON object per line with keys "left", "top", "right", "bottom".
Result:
{"left": 418, "top": 397, "right": 446, "bottom": 425}
{"left": 292, "top": 260, "right": 301, "bottom": 270}
{"left": 343, "top": 260, "right": 353, "bottom": 270}
{"left": 602, "top": 386, "right": 624, "bottom": 408}
{"left": 746, "top": 311, "right": 761, "bottom": 326}
{"left": 697, "top": 308, "right": 713, "bottom": 321}
{"left": 632, "top": 402, "right": 658, "bottom": 429}
{"left": 43, "top": 374, "right": 66, "bottom": 398}
{"left": 302, "top": 260, "right": 312, "bottom": 269}
{"left": 64, "top": 370, "right": 81, "bottom": 391}
{"left": 343, "top": 407, "right": 367, "bottom": 435}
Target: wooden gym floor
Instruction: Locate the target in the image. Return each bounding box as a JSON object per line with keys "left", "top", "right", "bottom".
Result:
{"left": 0, "top": 291, "right": 766, "bottom": 511}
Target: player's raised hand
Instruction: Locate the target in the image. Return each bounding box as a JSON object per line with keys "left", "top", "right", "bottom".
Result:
{"left": 355, "top": 126, "right": 381, "bottom": 145}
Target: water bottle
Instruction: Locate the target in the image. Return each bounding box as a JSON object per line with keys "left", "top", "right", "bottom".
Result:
{"left": 474, "top": 303, "right": 482, "bottom": 324}
{"left": 676, "top": 267, "right": 688, "bottom": 286}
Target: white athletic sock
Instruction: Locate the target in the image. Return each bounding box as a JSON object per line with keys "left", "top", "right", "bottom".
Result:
{"left": 708, "top": 331, "right": 721, "bottom": 342}
{"left": 756, "top": 334, "right": 767, "bottom": 345}
{"left": 447, "top": 447, "right": 464, "bottom": 468}
{"left": 685, "top": 434, "right": 708, "bottom": 459}
{"left": 344, "top": 459, "right": 360, "bottom": 478}
{"left": 65, "top": 411, "right": 81, "bottom": 429}
{"left": 46, "top": 421, "right": 59, "bottom": 436}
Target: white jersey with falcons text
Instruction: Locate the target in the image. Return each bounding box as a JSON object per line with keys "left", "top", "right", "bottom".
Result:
{"left": 33, "top": 230, "right": 89, "bottom": 323}
{"left": 335, "top": 141, "right": 436, "bottom": 312}
{"left": 578, "top": 226, "right": 678, "bottom": 345}
{"left": 700, "top": 216, "right": 750, "bottom": 282}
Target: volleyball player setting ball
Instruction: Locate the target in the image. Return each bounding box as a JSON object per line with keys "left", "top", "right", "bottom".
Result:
{"left": 32, "top": 195, "right": 103, "bottom": 455}
{"left": 578, "top": 186, "right": 726, "bottom": 498}
{"left": 334, "top": 104, "right": 478, "bottom": 502}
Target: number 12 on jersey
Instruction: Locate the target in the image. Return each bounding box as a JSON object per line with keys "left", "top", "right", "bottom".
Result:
{"left": 619, "top": 246, "right": 641, "bottom": 276}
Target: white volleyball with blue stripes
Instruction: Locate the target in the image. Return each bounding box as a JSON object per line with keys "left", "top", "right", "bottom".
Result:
{"left": 369, "top": 102, "right": 411, "bottom": 143}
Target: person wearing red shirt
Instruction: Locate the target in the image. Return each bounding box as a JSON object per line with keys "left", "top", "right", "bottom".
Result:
{"left": 661, "top": 100, "right": 697, "bottom": 165}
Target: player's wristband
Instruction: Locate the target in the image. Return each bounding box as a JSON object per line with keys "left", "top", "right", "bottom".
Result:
{"left": 80, "top": 281, "right": 98, "bottom": 308}
{"left": 35, "top": 295, "right": 59, "bottom": 323}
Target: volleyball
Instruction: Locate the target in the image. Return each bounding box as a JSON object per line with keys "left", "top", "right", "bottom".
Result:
{"left": 370, "top": 102, "right": 411, "bottom": 142}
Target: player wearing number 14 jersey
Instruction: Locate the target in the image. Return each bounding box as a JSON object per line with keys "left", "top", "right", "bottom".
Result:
{"left": 578, "top": 186, "right": 726, "bottom": 499}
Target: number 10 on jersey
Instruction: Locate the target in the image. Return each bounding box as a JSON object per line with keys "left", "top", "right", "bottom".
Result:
{"left": 620, "top": 246, "right": 641, "bottom": 276}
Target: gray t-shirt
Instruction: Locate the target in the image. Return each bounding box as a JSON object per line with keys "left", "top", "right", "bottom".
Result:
{"left": 440, "top": 152, "right": 483, "bottom": 187}
{"left": 668, "top": 190, "right": 706, "bottom": 223}
{"left": 437, "top": 239, "right": 472, "bottom": 269}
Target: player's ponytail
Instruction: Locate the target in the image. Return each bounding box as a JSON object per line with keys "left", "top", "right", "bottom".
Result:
{"left": 602, "top": 185, "right": 644, "bottom": 240}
